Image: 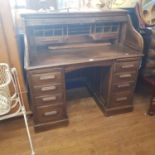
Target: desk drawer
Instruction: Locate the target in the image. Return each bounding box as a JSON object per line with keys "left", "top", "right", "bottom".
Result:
{"left": 33, "top": 84, "right": 63, "bottom": 96}
{"left": 109, "top": 91, "right": 133, "bottom": 107}
{"left": 115, "top": 61, "right": 139, "bottom": 72}
{"left": 30, "top": 70, "right": 62, "bottom": 85}
{"left": 34, "top": 93, "right": 64, "bottom": 106}
{"left": 112, "top": 82, "right": 135, "bottom": 92}
{"left": 113, "top": 72, "right": 136, "bottom": 83}
{"left": 36, "top": 104, "right": 66, "bottom": 123}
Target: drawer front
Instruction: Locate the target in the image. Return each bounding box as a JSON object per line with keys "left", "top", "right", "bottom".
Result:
{"left": 115, "top": 61, "right": 139, "bottom": 73}
{"left": 113, "top": 72, "right": 137, "bottom": 83}
{"left": 36, "top": 105, "right": 66, "bottom": 123}
{"left": 33, "top": 84, "right": 63, "bottom": 96}
{"left": 112, "top": 82, "right": 135, "bottom": 92}
{"left": 30, "top": 70, "right": 62, "bottom": 85}
{"left": 109, "top": 91, "right": 133, "bottom": 107}
{"left": 34, "top": 93, "right": 64, "bottom": 106}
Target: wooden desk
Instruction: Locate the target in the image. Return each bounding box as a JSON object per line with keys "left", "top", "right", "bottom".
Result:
{"left": 22, "top": 11, "right": 143, "bottom": 131}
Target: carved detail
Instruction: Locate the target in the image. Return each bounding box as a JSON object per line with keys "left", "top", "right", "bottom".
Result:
{"left": 125, "top": 15, "right": 143, "bottom": 52}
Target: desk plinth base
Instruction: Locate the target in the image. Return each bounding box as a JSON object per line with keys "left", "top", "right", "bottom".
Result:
{"left": 34, "top": 118, "right": 69, "bottom": 132}
{"left": 103, "top": 105, "right": 133, "bottom": 116}
{"left": 91, "top": 91, "right": 134, "bottom": 116}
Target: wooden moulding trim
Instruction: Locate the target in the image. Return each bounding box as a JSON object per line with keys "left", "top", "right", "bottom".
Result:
{"left": 21, "top": 10, "right": 128, "bottom": 19}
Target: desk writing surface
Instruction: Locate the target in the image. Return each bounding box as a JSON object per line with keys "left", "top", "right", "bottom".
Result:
{"left": 30, "top": 45, "right": 140, "bottom": 68}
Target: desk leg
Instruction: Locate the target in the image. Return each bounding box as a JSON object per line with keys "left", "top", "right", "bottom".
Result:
{"left": 148, "top": 90, "right": 155, "bottom": 116}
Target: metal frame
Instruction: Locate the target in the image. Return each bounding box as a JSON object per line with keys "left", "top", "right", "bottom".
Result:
{"left": 0, "top": 63, "right": 35, "bottom": 155}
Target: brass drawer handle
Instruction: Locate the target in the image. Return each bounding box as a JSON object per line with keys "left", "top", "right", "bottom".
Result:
{"left": 119, "top": 74, "right": 132, "bottom": 78}
{"left": 116, "top": 97, "right": 127, "bottom": 102}
{"left": 42, "top": 96, "right": 57, "bottom": 102}
{"left": 41, "top": 86, "right": 56, "bottom": 91}
{"left": 44, "top": 111, "right": 58, "bottom": 116}
{"left": 40, "top": 75, "right": 56, "bottom": 80}
{"left": 117, "top": 83, "right": 130, "bottom": 88}
{"left": 121, "top": 65, "right": 134, "bottom": 69}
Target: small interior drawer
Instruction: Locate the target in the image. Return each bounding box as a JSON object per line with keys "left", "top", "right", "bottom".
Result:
{"left": 113, "top": 72, "right": 137, "bottom": 83}
{"left": 109, "top": 91, "right": 133, "bottom": 107}
{"left": 30, "top": 70, "right": 62, "bottom": 85}
{"left": 112, "top": 82, "right": 135, "bottom": 92}
{"left": 34, "top": 93, "right": 64, "bottom": 106}
{"left": 115, "top": 61, "right": 139, "bottom": 72}
{"left": 33, "top": 84, "right": 63, "bottom": 96}
{"left": 36, "top": 104, "right": 66, "bottom": 123}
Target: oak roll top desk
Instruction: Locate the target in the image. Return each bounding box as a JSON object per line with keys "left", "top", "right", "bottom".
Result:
{"left": 22, "top": 10, "right": 143, "bottom": 131}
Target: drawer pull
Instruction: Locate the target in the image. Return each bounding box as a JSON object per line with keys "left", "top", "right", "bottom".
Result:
{"left": 121, "top": 65, "right": 134, "bottom": 69}
{"left": 41, "top": 86, "right": 56, "bottom": 91}
{"left": 119, "top": 74, "right": 132, "bottom": 78}
{"left": 42, "top": 96, "right": 57, "bottom": 102}
{"left": 44, "top": 111, "right": 58, "bottom": 116}
{"left": 117, "top": 83, "right": 130, "bottom": 88}
{"left": 116, "top": 97, "right": 127, "bottom": 102}
{"left": 40, "top": 75, "right": 56, "bottom": 80}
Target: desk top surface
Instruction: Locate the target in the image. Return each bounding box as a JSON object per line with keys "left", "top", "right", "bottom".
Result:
{"left": 27, "top": 44, "right": 142, "bottom": 70}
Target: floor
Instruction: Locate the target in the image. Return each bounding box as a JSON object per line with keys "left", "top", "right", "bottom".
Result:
{"left": 0, "top": 87, "right": 155, "bottom": 155}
